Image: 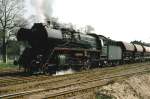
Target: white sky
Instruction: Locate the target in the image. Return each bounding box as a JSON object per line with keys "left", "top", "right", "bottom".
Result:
{"left": 25, "top": 0, "right": 150, "bottom": 43}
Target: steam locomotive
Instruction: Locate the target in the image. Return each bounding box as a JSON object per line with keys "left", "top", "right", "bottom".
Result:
{"left": 16, "top": 23, "right": 150, "bottom": 74}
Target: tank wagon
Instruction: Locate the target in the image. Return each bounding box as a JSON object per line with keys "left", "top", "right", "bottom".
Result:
{"left": 15, "top": 23, "right": 150, "bottom": 74}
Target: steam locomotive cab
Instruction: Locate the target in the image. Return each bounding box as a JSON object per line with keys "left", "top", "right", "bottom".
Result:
{"left": 98, "top": 35, "right": 122, "bottom": 66}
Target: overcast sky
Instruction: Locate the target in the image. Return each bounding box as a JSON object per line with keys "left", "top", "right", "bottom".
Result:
{"left": 25, "top": 0, "right": 150, "bottom": 43}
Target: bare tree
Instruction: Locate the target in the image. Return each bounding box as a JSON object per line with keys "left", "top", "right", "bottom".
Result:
{"left": 0, "top": 0, "right": 24, "bottom": 63}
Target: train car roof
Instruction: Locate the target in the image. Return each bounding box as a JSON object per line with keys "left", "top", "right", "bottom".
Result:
{"left": 143, "top": 46, "right": 150, "bottom": 53}
{"left": 118, "top": 41, "right": 135, "bottom": 51}
{"left": 133, "top": 44, "right": 144, "bottom": 52}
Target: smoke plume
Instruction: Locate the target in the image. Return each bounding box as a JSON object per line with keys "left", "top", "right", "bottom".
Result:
{"left": 31, "top": 0, "right": 54, "bottom": 22}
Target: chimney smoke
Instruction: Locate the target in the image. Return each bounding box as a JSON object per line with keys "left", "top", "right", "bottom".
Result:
{"left": 31, "top": 0, "right": 54, "bottom": 22}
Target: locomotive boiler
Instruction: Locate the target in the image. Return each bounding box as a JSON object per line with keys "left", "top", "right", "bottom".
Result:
{"left": 16, "top": 23, "right": 103, "bottom": 73}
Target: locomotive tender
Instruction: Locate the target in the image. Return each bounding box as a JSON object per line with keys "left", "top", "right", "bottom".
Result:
{"left": 16, "top": 23, "right": 150, "bottom": 73}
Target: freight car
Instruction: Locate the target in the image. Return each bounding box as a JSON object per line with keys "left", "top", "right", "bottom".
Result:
{"left": 15, "top": 23, "right": 150, "bottom": 74}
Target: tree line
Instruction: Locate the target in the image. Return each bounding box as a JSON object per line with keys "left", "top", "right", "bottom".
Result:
{"left": 0, "top": 0, "right": 27, "bottom": 63}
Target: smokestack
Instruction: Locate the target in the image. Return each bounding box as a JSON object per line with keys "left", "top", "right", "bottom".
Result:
{"left": 31, "top": 0, "right": 54, "bottom": 22}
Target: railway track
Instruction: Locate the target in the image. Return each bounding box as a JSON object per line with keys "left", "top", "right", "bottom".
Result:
{"left": 0, "top": 75, "right": 51, "bottom": 87}
{"left": 0, "top": 62, "right": 149, "bottom": 94}
{"left": 31, "top": 66, "right": 150, "bottom": 99}
{"left": 0, "top": 64, "right": 149, "bottom": 87}
{"left": 0, "top": 62, "right": 149, "bottom": 88}
{"left": 0, "top": 62, "right": 150, "bottom": 99}
{"left": 0, "top": 67, "right": 24, "bottom": 76}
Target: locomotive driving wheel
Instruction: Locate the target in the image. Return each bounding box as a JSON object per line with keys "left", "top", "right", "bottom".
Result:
{"left": 42, "top": 64, "right": 49, "bottom": 75}
{"left": 81, "top": 59, "right": 91, "bottom": 71}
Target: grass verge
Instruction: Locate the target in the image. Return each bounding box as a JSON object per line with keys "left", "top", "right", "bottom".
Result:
{"left": 0, "top": 62, "right": 18, "bottom": 69}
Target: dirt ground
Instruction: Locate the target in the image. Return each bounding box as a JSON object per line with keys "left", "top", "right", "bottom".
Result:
{"left": 1, "top": 63, "right": 150, "bottom": 99}
{"left": 98, "top": 72, "right": 150, "bottom": 99}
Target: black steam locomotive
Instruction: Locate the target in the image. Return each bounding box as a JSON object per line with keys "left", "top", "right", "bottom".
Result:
{"left": 16, "top": 23, "right": 150, "bottom": 74}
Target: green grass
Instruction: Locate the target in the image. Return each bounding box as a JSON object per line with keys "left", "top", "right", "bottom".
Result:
{"left": 0, "top": 62, "right": 18, "bottom": 69}
{"left": 96, "top": 93, "right": 116, "bottom": 99}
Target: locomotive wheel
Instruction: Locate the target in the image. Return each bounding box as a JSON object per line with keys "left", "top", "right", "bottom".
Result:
{"left": 23, "top": 65, "right": 32, "bottom": 74}
{"left": 42, "top": 64, "right": 56, "bottom": 75}
{"left": 97, "top": 61, "right": 102, "bottom": 68}
{"left": 29, "top": 60, "right": 41, "bottom": 74}
{"left": 82, "top": 65, "right": 90, "bottom": 70}
{"left": 42, "top": 64, "right": 49, "bottom": 75}
{"left": 81, "top": 60, "right": 91, "bottom": 71}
